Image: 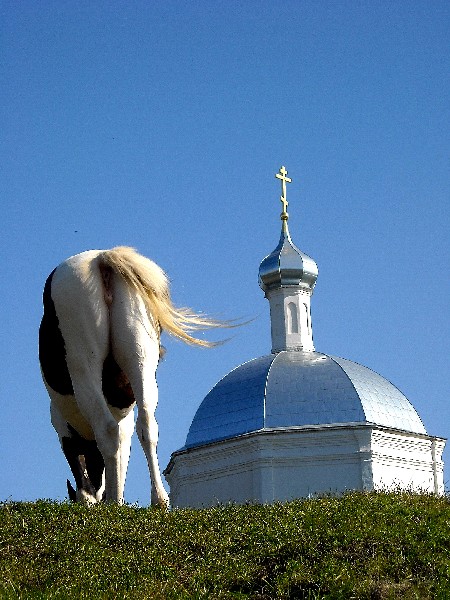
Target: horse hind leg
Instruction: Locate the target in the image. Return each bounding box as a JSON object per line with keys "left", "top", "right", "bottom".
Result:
{"left": 67, "top": 368, "right": 128, "bottom": 503}
{"left": 113, "top": 332, "right": 169, "bottom": 508}
{"left": 109, "top": 276, "right": 169, "bottom": 508}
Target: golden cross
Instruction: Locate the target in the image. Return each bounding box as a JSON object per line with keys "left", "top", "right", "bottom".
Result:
{"left": 275, "top": 165, "right": 292, "bottom": 221}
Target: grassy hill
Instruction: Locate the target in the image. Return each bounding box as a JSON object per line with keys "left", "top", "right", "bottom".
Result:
{"left": 1, "top": 491, "right": 449, "bottom": 599}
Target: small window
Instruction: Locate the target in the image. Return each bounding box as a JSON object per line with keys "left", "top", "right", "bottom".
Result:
{"left": 287, "top": 302, "right": 299, "bottom": 333}
{"left": 304, "top": 303, "right": 310, "bottom": 332}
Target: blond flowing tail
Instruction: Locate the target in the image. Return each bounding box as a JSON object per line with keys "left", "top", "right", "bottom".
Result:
{"left": 98, "top": 246, "right": 225, "bottom": 347}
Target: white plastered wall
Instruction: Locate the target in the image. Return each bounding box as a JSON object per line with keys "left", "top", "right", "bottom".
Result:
{"left": 165, "top": 425, "right": 446, "bottom": 508}
{"left": 266, "top": 287, "right": 314, "bottom": 353}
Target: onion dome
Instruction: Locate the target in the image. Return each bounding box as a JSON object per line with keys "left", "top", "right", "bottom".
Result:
{"left": 258, "top": 224, "right": 318, "bottom": 292}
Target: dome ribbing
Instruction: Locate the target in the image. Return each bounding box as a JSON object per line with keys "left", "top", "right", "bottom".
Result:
{"left": 185, "top": 351, "right": 426, "bottom": 449}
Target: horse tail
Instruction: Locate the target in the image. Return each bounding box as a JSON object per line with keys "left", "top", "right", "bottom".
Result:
{"left": 98, "top": 246, "right": 225, "bottom": 347}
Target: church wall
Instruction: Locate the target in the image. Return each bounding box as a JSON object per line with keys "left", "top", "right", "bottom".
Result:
{"left": 257, "top": 428, "right": 366, "bottom": 502}
{"left": 166, "top": 436, "right": 261, "bottom": 507}
{"left": 369, "top": 430, "right": 446, "bottom": 494}
{"left": 166, "top": 426, "right": 446, "bottom": 508}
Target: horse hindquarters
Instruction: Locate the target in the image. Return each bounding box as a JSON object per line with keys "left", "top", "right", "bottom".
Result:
{"left": 108, "top": 271, "right": 169, "bottom": 508}
{"left": 49, "top": 254, "right": 133, "bottom": 504}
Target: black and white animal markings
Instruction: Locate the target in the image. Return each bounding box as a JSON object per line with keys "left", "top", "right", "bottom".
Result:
{"left": 39, "top": 246, "right": 221, "bottom": 506}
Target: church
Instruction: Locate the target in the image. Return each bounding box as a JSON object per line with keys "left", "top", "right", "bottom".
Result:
{"left": 164, "top": 167, "right": 446, "bottom": 508}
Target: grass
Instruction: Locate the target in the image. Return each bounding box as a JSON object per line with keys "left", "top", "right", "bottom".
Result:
{"left": 1, "top": 491, "right": 449, "bottom": 599}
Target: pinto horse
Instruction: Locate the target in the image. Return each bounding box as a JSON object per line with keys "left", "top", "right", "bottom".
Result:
{"left": 39, "top": 246, "right": 221, "bottom": 506}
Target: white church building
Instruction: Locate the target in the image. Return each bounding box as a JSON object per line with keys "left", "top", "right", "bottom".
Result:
{"left": 164, "top": 167, "right": 446, "bottom": 508}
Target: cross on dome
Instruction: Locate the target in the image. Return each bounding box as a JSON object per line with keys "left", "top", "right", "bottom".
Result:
{"left": 275, "top": 165, "right": 292, "bottom": 223}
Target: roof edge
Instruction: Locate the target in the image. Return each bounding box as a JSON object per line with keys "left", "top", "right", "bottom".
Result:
{"left": 164, "top": 423, "right": 446, "bottom": 476}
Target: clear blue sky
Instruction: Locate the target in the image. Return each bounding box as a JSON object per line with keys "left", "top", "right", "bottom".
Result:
{"left": 2, "top": 1, "right": 449, "bottom": 504}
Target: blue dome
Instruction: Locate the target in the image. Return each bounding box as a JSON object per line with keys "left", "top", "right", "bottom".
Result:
{"left": 184, "top": 351, "right": 426, "bottom": 449}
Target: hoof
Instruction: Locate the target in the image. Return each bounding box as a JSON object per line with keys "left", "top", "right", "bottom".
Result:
{"left": 77, "top": 489, "right": 99, "bottom": 505}
{"left": 151, "top": 488, "right": 170, "bottom": 509}
{"left": 67, "top": 480, "right": 77, "bottom": 502}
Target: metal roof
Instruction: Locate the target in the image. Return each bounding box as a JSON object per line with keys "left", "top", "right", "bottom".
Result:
{"left": 184, "top": 351, "right": 426, "bottom": 449}
{"left": 258, "top": 225, "right": 318, "bottom": 292}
